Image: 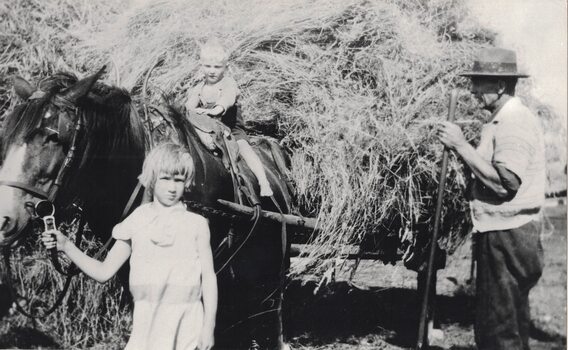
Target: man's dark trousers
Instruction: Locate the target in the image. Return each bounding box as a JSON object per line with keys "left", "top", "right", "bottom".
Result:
{"left": 474, "top": 220, "right": 544, "bottom": 350}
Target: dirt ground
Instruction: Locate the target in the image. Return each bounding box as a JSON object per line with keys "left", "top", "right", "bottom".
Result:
{"left": 283, "top": 203, "right": 567, "bottom": 350}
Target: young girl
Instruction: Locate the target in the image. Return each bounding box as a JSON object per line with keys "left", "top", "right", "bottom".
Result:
{"left": 42, "top": 143, "right": 217, "bottom": 350}
{"left": 185, "top": 39, "right": 273, "bottom": 197}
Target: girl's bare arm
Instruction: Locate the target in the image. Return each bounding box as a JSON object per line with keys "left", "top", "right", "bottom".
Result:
{"left": 42, "top": 231, "right": 131, "bottom": 283}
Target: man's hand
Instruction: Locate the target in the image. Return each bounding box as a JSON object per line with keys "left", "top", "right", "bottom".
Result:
{"left": 437, "top": 120, "right": 510, "bottom": 197}
{"left": 436, "top": 121, "right": 468, "bottom": 150}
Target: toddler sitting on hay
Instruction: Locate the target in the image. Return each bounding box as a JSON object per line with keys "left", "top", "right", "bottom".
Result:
{"left": 185, "top": 39, "right": 273, "bottom": 197}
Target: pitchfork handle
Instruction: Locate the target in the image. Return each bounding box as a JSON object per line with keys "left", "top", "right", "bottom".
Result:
{"left": 415, "top": 90, "right": 458, "bottom": 350}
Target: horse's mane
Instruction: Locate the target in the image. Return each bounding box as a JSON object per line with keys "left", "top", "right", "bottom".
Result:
{"left": 1, "top": 72, "right": 147, "bottom": 162}
{"left": 79, "top": 83, "right": 147, "bottom": 167}
{"left": 159, "top": 95, "right": 203, "bottom": 152}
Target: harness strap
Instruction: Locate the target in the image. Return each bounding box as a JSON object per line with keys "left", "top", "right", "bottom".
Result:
{"left": 237, "top": 174, "right": 261, "bottom": 208}
{"left": 48, "top": 112, "right": 83, "bottom": 202}
{"left": 121, "top": 182, "right": 143, "bottom": 221}
{"left": 219, "top": 134, "right": 244, "bottom": 278}
{"left": 92, "top": 181, "right": 144, "bottom": 261}
{"left": 44, "top": 114, "right": 86, "bottom": 274}
{"left": 215, "top": 205, "right": 261, "bottom": 275}
{"left": 270, "top": 196, "right": 288, "bottom": 260}
{"left": 267, "top": 140, "right": 295, "bottom": 202}
{"left": 258, "top": 196, "right": 288, "bottom": 310}
{"left": 0, "top": 181, "right": 48, "bottom": 199}
{"left": 222, "top": 134, "right": 243, "bottom": 205}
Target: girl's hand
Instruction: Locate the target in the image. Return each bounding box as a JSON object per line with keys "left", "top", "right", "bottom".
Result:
{"left": 198, "top": 328, "right": 214, "bottom": 350}
{"left": 41, "top": 230, "right": 68, "bottom": 252}
{"left": 195, "top": 108, "right": 208, "bottom": 115}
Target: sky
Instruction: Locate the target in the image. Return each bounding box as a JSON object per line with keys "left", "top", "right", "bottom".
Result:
{"left": 468, "top": 0, "right": 567, "bottom": 126}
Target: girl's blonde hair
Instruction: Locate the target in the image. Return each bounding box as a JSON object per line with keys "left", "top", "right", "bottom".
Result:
{"left": 199, "top": 38, "right": 228, "bottom": 63}
{"left": 138, "top": 143, "right": 194, "bottom": 193}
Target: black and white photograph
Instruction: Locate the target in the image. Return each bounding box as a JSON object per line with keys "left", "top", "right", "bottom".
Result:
{"left": 0, "top": 0, "right": 565, "bottom": 349}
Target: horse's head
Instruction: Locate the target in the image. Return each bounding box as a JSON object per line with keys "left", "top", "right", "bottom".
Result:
{"left": 0, "top": 69, "right": 105, "bottom": 246}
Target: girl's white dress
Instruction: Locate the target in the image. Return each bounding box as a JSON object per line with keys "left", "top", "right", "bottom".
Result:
{"left": 112, "top": 202, "right": 209, "bottom": 350}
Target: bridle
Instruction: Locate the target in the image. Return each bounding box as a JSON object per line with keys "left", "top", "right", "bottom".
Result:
{"left": 0, "top": 98, "right": 86, "bottom": 318}
{"left": 0, "top": 95, "right": 144, "bottom": 318}
{"left": 0, "top": 99, "right": 84, "bottom": 247}
{"left": 0, "top": 67, "right": 147, "bottom": 318}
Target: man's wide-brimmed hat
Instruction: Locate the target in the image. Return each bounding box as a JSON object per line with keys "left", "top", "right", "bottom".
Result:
{"left": 460, "top": 48, "right": 529, "bottom": 78}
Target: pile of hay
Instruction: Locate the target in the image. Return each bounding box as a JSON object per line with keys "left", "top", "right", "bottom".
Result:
{"left": 1, "top": 0, "right": 550, "bottom": 277}
{"left": 0, "top": 0, "right": 126, "bottom": 112}
{"left": 1, "top": 0, "right": 493, "bottom": 275}
{"left": 73, "top": 0, "right": 493, "bottom": 274}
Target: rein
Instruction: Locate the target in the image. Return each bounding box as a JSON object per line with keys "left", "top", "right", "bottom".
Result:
{"left": 2, "top": 247, "right": 74, "bottom": 319}
{"left": 1, "top": 213, "right": 83, "bottom": 319}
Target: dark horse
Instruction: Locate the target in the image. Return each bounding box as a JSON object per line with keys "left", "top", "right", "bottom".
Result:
{"left": 0, "top": 69, "right": 292, "bottom": 349}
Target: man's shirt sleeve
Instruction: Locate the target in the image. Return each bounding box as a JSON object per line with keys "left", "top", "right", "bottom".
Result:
{"left": 494, "top": 163, "right": 521, "bottom": 198}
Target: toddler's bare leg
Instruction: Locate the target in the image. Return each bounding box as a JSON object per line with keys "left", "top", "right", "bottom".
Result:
{"left": 237, "top": 139, "right": 273, "bottom": 197}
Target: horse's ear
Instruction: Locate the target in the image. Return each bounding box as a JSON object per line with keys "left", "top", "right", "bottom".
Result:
{"left": 59, "top": 66, "right": 106, "bottom": 105}
{"left": 12, "top": 76, "right": 37, "bottom": 100}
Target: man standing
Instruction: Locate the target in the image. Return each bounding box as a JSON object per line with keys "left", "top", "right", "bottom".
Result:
{"left": 437, "top": 48, "right": 545, "bottom": 350}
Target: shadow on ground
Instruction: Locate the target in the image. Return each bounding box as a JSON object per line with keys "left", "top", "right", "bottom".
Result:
{"left": 284, "top": 279, "right": 566, "bottom": 349}
{"left": 283, "top": 279, "right": 475, "bottom": 348}
{"left": 0, "top": 326, "right": 60, "bottom": 349}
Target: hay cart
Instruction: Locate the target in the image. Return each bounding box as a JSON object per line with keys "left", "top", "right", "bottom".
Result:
{"left": 217, "top": 196, "right": 447, "bottom": 350}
